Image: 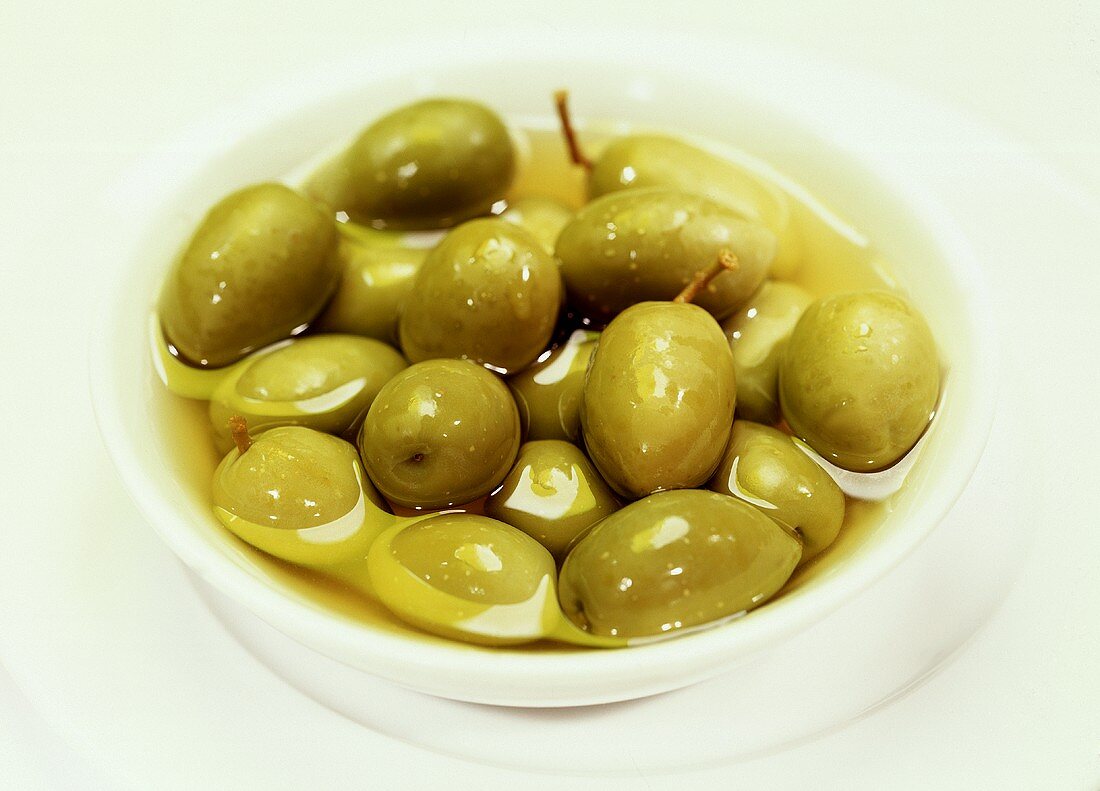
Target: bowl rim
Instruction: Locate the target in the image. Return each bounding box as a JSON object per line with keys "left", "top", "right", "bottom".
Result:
{"left": 89, "top": 40, "right": 999, "bottom": 706}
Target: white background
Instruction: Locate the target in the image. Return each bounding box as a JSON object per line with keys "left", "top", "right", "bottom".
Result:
{"left": 1, "top": 1, "right": 1098, "bottom": 788}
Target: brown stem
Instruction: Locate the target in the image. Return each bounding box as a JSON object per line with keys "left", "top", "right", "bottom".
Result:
{"left": 228, "top": 415, "right": 252, "bottom": 454}
{"left": 673, "top": 250, "right": 740, "bottom": 305}
{"left": 553, "top": 89, "right": 593, "bottom": 171}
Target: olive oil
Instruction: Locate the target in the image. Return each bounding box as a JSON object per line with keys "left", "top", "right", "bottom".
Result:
{"left": 179, "top": 119, "right": 901, "bottom": 647}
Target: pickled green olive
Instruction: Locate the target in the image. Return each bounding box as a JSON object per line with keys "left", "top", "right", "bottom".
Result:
{"left": 212, "top": 426, "right": 393, "bottom": 570}
{"left": 508, "top": 329, "right": 598, "bottom": 443}
{"left": 555, "top": 188, "right": 775, "bottom": 324}
{"left": 721, "top": 281, "right": 813, "bottom": 424}
{"left": 314, "top": 223, "right": 431, "bottom": 343}
{"left": 398, "top": 218, "right": 562, "bottom": 374}
{"left": 358, "top": 359, "right": 521, "bottom": 509}
{"left": 558, "top": 489, "right": 801, "bottom": 638}
{"left": 708, "top": 421, "right": 845, "bottom": 563}
{"left": 159, "top": 183, "right": 339, "bottom": 368}
{"left": 208, "top": 334, "right": 407, "bottom": 453}
{"left": 588, "top": 134, "right": 801, "bottom": 279}
{"left": 485, "top": 440, "right": 620, "bottom": 560}
{"left": 582, "top": 301, "right": 736, "bottom": 499}
{"left": 779, "top": 291, "right": 940, "bottom": 471}
{"left": 367, "top": 515, "right": 558, "bottom": 645}
{"left": 335, "top": 98, "right": 515, "bottom": 229}
{"left": 500, "top": 196, "right": 574, "bottom": 255}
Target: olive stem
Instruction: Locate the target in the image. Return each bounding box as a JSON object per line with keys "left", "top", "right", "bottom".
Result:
{"left": 553, "top": 90, "right": 593, "bottom": 171}
{"left": 228, "top": 414, "right": 252, "bottom": 454}
{"left": 673, "top": 249, "right": 740, "bottom": 305}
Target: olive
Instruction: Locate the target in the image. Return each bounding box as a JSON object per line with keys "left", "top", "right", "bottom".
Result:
{"left": 721, "top": 281, "right": 813, "bottom": 424}
{"left": 708, "top": 421, "right": 845, "bottom": 563}
{"left": 500, "top": 196, "right": 574, "bottom": 255}
{"left": 558, "top": 489, "right": 801, "bottom": 638}
{"left": 588, "top": 134, "right": 801, "bottom": 278}
{"left": 367, "top": 514, "right": 560, "bottom": 645}
{"left": 508, "top": 329, "right": 599, "bottom": 443}
{"left": 208, "top": 334, "right": 407, "bottom": 452}
{"left": 398, "top": 218, "right": 562, "bottom": 374}
{"left": 357, "top": 359, "right": 520, "bottom": 509}
{"left": 331, "top": 98, "right": 515, "bottom": 229}
{"left": 159, "top": 183, "right": 339, "bottom": 368}
{"left": 581, "top": 301, "right": 736, "bottom": 499}
{"left": 314, "top": 223, "right": 430, "bottom": 343}
{"left": 555, "top": 188, "right": 775, "bottom": 324}
{"left": 485, "top": 440, "right": 619, "bottom": 560}
{"left": 779, "top": 291, "right": 941, "bottom": 471}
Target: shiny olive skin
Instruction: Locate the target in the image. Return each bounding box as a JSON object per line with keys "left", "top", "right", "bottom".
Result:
{"left": 721, "top": 281, "right": 813, "bottom": 424}
{"left": 588, "top": 134, "right": 800, "bottom": 279}
{"left": 314, "top": 223, "right": 429, "bottom": 343}
{"left": 159, "top": 183, "right": 339, "bottom": 368}
{"left": 208, "top": 334, "right": 407, "bottom": 452}
{"left": 398, "top": 218, "right": 563, "bottom": 374}
{"left": 368, "top": 513, "right": 558, "bottom": 645}
{"left": 555, "top": 188, "right": 775, "bottom": 324}
{"left": 558, "top": 489, "right": 801, "bottom": 638}
{"left": 338, "top": 99, "right": 515, "bottom": 229}
{"left": 358, "top": 359, "right": 520, "bottom": 508}
{"left": 709, "top": 421, "right": 845, "bottom": 563}
{"left": 485, "top": 440, "right": 620, "bottom": 560}
{"left": 581, "top": 301, "right": 736, "bottom": 500}
{"left": 779, "top": 291, "right": 940, "bottom": 472}
{"left": 500, "top": 196, "right": 574, "bottom": 255}
{"left": 508, "top": 329, "right": 598, "bottom": 443}
{"left": 213, "top": 426, "right": 369, "bottom": 531}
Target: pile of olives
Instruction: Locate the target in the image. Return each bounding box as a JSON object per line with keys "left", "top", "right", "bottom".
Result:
{"left": 154, "top": 94, "right": 942, "bottom": 648}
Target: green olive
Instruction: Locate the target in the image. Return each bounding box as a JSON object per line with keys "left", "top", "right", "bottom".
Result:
{"left": 721, "top": 281, "right": 813, "bottom": 424}
{"left": 314, "top": 223, "right": 431, "bottom": 343}
{"left": 581, "top": 301, "right": 736, "bottom": 499}
{"left": 398, "top": 218, "right": 562, "bottom": 374}
{"left": 508, "top": 329, "right": 599, "bottom": 443}
{"left": 500, "top": 196, "right": 574, "bottom": 254}
{"left": 358, "top": 359, "right": 520, "bottom": 508}
{"left": 330, "top": 98, "right": 515, "bottom": 229}
{"left": 368, "top": 514, "right": 559, "bottom": 645}
{"left": 485, "top": 440, "right": 619, "bottom": 560}
{"left": 558, "top": 489, "right": 801, "bottom": 638}
{"left": 708, "top": 421, "right": 845, "bottom": 563}
{"left": 159, "top": 183, "right": 339, "bottom": 368}
{"left": 555, "top": 188, "right": 775, "bottom": 324}
{"left": 588, "top": 134, "right": 800, "bottom": 279}
{"left": 779, "top": 291, "right": 941, "bottom": 471}
{"left": 208, "top": 334, "right": 407, "bottom": 453}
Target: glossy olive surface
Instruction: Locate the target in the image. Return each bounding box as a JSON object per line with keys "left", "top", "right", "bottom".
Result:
{"left": 558, "top": 489, "right": 801, "bottom": 638}
{"left": 358, "top": 359, "right": 520, "bottom": 508}
{"left": 485, "top": 440, "right": 619, "bottom": 560}
{"left": 500, "top": 196, "right": 574, "bottom": 254}
{"left": 213, "top": 426, "right": 368, "bottom": 531}
{"left": 709, "top": 421, "right": 845, "bottom": 563}
{"left": 555, "top": 188, "right": 775, "bottom": 323}
{"left": 337, "top": 99, "right": 515, "bottom": 229}
{"left": 208, "top": 334, "right": 407, "bottom": 452}
{"left": 779, "top": 291, "right": 941, "bottom": 471}
{"left": 398, "top": 218, "right": 562, "bottom": 373}
{"left": 159, "top": 183, "right": 338, "bottom": 368}
{"left": 368, "top": 514, "right": 559, "bottom": 645}
{"left": 721, "top": 281, "right": 813, "bottom": 424}
{"left": 508, "top": 329, "right": 598, "bottom": 443}
{"left": 588, "top": 134, "right": 801, "bottom": 279}
{"left": 314, "top": 223, "right": 429, "bottom": 342}
{"left": 582, "top": 301, "right": 736, "bottom": 500}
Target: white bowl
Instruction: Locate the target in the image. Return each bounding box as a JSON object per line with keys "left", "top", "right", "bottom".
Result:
{"left": 90, "top": 48, "right": 995, "bottom": 707}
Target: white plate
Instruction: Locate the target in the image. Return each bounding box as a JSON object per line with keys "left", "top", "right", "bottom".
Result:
{"left": 1, "top": 33, "right": 1097, "bottom": 789}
